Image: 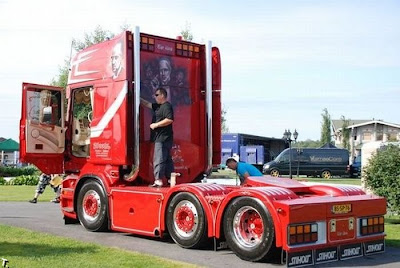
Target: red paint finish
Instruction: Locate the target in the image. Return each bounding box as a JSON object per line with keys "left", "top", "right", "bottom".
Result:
{"left": 211, "top": 47, "right": 222, "bottom": 166}
{"left": 110, "top": 187, "right": 168, "bottom": 236}
{"left": 328, "top": 217, "right": 355, "bottom": 242}
{"left": 139, "top": 41, "right": 207, "bottom": 183}
{"left": 83, "top": 194, "right": 99, "bottom": 217}
{"left": 240, "top": 210, "right": 264, "bottom": 237}
{"left": 175, "top": 206, "right": 195, "bottom": 232}
{"left": 20, "top": 30, "right": 386, "bottom": 264}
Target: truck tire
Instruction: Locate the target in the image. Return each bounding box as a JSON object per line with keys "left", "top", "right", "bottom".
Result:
{"left": 77, "top": 180, "right": 108, "bottom": 232}
{"left": 270, "top": 169, "right": 280, "bottom": 177}
{"left": 223, "top": 197, "right": 276, "bottom": 262}
{"left": 166, "top": 192, "right": 208, "bottom": 249}
{"left": 321, "top": 170, "right": 332, "bottom": 179}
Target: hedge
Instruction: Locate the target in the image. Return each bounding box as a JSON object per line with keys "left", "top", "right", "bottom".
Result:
{"left": 0, "top": 166, "right": 39, "bottom": 177}
{"left": 6, "top": 175, "right": 39, "bottom": 186}
{"left": 364, "top": 144, "right": 400, "bottom": 215}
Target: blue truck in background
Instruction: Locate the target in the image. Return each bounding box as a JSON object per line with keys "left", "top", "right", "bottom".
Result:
{"left": 221, "top": 133, "right": 287, "bottom": 170}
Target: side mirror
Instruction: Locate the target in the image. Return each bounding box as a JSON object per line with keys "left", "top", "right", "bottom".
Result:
{"left": 41, "top": 106, "right": 53, "bottom": 123}
{"left": 43, "top": 106, "right": 52, "bottom": 115}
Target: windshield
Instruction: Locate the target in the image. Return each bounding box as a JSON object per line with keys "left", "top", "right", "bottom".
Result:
{"left": 274, "top": 149, "right": 288, "bottom": 162}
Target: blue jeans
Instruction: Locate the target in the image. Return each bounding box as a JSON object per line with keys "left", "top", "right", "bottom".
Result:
{"left": 153, "top": 140, "right": 174, "bottom": 181}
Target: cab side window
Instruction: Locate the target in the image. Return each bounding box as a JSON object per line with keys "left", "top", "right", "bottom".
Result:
{"left": 71, "top": 87, "right": 93, "bottom": 157}
{"left": 27, "top": 89, "right": 61, "bottom": 126}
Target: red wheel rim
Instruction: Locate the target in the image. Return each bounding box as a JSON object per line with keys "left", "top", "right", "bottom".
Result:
{"left": 84, "top": 194, "right": 99, "bottom": 217}
{"left": 175, "top": 206, "right": 195, "bottom": 231}
{"left": 173, "top": 200, "right": 199, "bottom": 238}
{"left": 233, "top": 206, "right": 264, "bottom": 248}
{"left": 82, "top": 190, "right": 101, "bottom": 222}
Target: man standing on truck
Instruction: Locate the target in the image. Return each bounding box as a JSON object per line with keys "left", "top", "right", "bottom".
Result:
{"left": 141, "top": 87, "right": 174, "bottom": 187}
{"left": 226, "top": 157, "right": 262, "bottom": 184}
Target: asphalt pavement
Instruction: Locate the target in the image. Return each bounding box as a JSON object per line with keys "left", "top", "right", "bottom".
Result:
{"left": 1, "top": 202, "right": 399, "bottom": 268}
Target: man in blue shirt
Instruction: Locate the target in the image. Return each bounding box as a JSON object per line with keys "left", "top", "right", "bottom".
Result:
{"left": 226, "top": 157, "right": 262, "bottom": 184}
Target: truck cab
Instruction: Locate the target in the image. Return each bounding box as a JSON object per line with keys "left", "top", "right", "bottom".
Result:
{"left": 20, "top": 29, "right": 222, "bottom": 184}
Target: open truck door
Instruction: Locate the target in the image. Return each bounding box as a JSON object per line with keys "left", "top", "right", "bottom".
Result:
{"left": 20, "top": 83, "right": 65, "bottom": 174}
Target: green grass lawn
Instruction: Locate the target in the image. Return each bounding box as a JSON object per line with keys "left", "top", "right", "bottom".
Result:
{"left": 0, "top": 185, "right": 55, "bottom": 202}
{"left": 0, "top": 224, "right": 196, "bottom": 268}
{"left": 385, "top": 215, "right": 400, "bottom": 248}
{"left": 293, "top": 177, "right": 362, "bottom": 186}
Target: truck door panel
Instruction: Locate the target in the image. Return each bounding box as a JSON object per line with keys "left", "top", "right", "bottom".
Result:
{"left": 26, "top": 123, "right": 64, "bottom": 153}
{"left": 20, "top": 83, "right": 65, "bottom": 174}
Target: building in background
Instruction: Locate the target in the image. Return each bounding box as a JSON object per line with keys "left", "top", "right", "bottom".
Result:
{"left": 0, "top": 138, "right": 20, "bottom": 166}
{"left": 332, "top": 119, "right": 400, "bottom": 163}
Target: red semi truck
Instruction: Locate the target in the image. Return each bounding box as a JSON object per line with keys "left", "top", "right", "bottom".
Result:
{"left": 20, "top": 27, "right": 386, "bottom": 267}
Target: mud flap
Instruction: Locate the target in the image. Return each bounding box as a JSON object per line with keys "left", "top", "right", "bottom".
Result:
{"left": 286, "top": 250, "right": 313, "bottom": 267}
{"left": 213, "top": 237, "right": 228, "bottom": 251}
{"left": 285, "top": 239, "right": 385, "bottom": 267}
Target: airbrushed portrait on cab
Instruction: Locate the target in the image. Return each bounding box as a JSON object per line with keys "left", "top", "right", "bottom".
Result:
{"left": 138, "top": 53, "right": 202, "bottom": 183}
{"left": 140, "top": 56, "right": 191, "bottom": 107}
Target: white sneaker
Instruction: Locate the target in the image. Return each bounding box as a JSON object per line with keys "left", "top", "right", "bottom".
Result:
{"left": 149, "top": 179, "right": 163, "bottom": 187}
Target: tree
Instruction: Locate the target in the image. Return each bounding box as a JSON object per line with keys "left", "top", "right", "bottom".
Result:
{"left": 296, "top": 139, "right": 321, "bottom": 148}
{"left": 51, "top": 26, "right": 116, "bottom": 118}
{"left": 51, "top": 25, "right": 115, "bottom": 88}
{"left": 72, "top": 25, "right": 114, "bottom": 51}
{"left": 50, "top": 59, "right": 69, "bottom": 88}
{"left": 341, "top": 115, "right": 351, "bottom": 150}
{"left": 364, "top": 144, "right": 400, "bottom": 214}
{"left": 119, "top": 22, "right": 131, "bottom": 32}
{"left": 221, "top": 106, "right": 229, "bottom": 133}
{"left": 320, "top": 108, "right": 331, "bottom": 145}
{"left": 180, "top": 21, "right": 193, "bottom": 41}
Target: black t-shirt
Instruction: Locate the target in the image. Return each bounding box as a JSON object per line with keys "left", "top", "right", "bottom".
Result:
{"left": 152, "top": 102, "right": 174, "bottom": 142}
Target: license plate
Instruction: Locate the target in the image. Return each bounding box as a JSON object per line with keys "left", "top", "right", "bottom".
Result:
{"left": 332, "top": 204, "right": 352, "bottom": 214}
{"left": 328, "top": 218, "right": 355, "bottom": 241}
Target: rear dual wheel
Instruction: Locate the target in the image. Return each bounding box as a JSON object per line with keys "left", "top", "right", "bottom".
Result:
{"left": 223, "top": 197, "right": 276, "bottom": 262}
{"left": 166, "top": 192, "right": 208, "bottom": 248}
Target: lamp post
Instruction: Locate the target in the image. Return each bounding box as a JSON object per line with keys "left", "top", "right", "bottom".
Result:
{"left": 283, "top": 129, "right": 299, "bottom": 179}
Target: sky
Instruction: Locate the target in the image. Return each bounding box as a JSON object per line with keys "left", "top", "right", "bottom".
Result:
{"left": 1, "top": 0, "right": 399, "bottom": 142}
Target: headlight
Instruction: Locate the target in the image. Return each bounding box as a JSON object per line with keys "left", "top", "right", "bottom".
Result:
{"left": 263, "top": 164, "right": 270, "bottom": 169}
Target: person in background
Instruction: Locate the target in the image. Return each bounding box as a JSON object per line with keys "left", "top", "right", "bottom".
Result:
{"left": 225, "top": 157, "right": 262, "bottom": 184}
{"left": 141, "top": 87, "right": 174, "bottom": 187}
{"left": 29, "top": 173, "right": 62, "bottom": 203}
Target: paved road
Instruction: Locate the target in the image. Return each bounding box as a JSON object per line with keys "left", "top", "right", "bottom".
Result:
{"left": 1, "top": 202, "right": 400, "bottom": 268}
